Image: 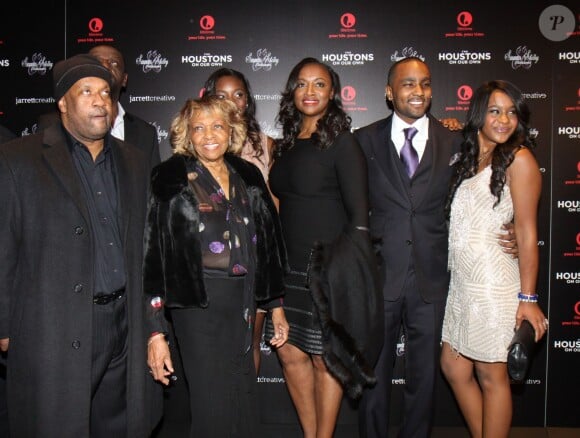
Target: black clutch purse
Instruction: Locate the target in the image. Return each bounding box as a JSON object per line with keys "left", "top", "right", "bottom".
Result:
{"left": 507, "top": 320, "right": 536, "bottom": 382}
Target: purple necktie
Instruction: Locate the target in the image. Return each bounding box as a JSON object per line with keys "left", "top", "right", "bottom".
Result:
{"left": 400, "top": 127, "right": 419, "bottom": 177}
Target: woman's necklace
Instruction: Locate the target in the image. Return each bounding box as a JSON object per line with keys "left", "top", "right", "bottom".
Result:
{"left": 477, "top": 149, "right": 492, "bottom": 164}
{"left": 205, "top": 163, "right": 228, "bottom": 182}
{"left": 204, "top": 162, "right": 230, "bottom": 198}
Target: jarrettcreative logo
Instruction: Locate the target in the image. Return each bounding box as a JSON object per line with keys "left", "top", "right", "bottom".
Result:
{"left": 128, "top": 95, "right": 176, "bottom": 104}
{"left": 245, "top": 49, "right": 279, "bottom": 71}
{"left": 504, "top": 46, "right": 540, "bottom": 69}
{"left": 21, "top": 53, "right": 53, "bottom": 75}
{"left": 321, "top": 51, "right": 374, "bottom": 66}
{"left": 181, "top": 53, "right": 233, "bottom": 67}
{"left": 438, "top": 50, "right": 491, "bottom": 65}
{"left": 15, "top": 96, "right": 55, "bottom": 105}
{"left": 390, "top": 47, "right": 425, "bottom": 62}
{"left": 328, "top": 12, "right": 367, "bottom": 39}
{"left": 136, "top": 51, "right": 169, "bottom": 73}
{"left": 522, "top": 92, "right": 547, "bottom": 100}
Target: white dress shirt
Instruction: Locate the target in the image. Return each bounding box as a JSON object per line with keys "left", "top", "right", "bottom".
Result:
{"left": 110, "top": 102, "right": 126, "bottom": 141}
{"left": 390, "top": 113, "right": 430, "bottom": 162}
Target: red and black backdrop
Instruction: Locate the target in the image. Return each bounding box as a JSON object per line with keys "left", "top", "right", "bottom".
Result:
{"left": 0, "top": 0, "right": 578, "bottom": 428}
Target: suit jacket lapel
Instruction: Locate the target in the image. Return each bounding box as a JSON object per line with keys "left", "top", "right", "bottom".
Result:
{"left": 410, "top": 136, "right": 434, "bottom": 207}
{"left": 374, "top": 117, "right": 413, "bottom": 206}
{"left": 372, "top": 119, "right": 392, "bottom": 179}
{"left": 41, "top": 124, "right": 90, "bottom": 224}
{"left": 411, "top": 114, "right": 442, "bottom": 207}
{"left": 122, "top": 113, "right": 135, "bottom": 145}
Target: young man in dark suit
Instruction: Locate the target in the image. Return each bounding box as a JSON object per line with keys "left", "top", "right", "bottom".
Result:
{"left": 355, "top": 57, "right": 514, "bottom": 438}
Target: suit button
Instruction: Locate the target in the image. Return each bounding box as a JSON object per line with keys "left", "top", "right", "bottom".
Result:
{"left": 73, "top": 283, "right": 83, "bottom": 293}
{"left": 406, "top": 240, "right": 412, "bottom": 245}
{"left": 72, "top": 340, "right": 81, "bottom": 349}
{"left": 74, "top": 226, "right": 84, "bottom": 235}
{"left": 410, "top": 210, "right": 416, "bottom": 217}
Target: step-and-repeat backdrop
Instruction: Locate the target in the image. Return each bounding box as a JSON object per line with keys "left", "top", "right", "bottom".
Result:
{"left": 1, "top": 0, "right": 578, "bottom": 428}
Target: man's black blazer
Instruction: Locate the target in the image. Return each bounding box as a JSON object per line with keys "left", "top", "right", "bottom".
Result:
{"left": 355, "top": 113, "right": 461, "bottom": 302}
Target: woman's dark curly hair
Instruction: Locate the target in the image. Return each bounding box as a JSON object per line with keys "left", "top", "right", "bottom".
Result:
{"left": 202, "top": 68, "right": 264, "bottom": 158}
{"left": 276, "top": 57, "right": 351, "bottom": 152}
{"left": 445, "top": 80, "right": 535, "bottom": 217}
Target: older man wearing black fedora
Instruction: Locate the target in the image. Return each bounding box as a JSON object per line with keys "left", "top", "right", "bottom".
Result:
{"left": 0, "top": 54, "right": 160, "bottom": 438}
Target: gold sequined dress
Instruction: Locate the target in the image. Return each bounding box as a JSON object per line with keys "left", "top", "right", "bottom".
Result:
{"left": 441, "top": 166, "right": 520, "bottom": 362}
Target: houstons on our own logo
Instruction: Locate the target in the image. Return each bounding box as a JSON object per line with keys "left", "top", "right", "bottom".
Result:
{"left": 181, "top": 53, "right": 233, "bottom": 67}
{"left": 321, "top": 51, "right": 374, "bottom": 66}
{"left": 556, "top": 200, "right": 580, "bottom": 213}
{"left": 438, "top": 50, "right": 491, "bottom": 65}
{"left": 555, "top": 271, "right": 580, "bottom": 283}
{"left": 558, "top": 126, "right": 580, "bottom": 139}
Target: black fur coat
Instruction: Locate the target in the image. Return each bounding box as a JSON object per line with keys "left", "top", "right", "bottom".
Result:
{"left": 308, "top": 228, "right": 384, "bottom": 399}
{"left": 143, "top": 153, "right": 288, "bottom": 334}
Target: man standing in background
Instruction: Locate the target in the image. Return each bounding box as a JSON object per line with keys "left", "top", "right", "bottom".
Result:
{"left": 88, "top": 44, "right": 161, "bottom": 166}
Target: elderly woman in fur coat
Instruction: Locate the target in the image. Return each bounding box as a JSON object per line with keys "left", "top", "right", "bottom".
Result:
{"left": 144, "top": 95, "right": 289, "bottom": 437}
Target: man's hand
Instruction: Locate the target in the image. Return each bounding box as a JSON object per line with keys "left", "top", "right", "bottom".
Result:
{"left": 147, "top": 334, "right": 174, "bottom": 385}
{"left": 0, "top": 337, "right": 9, "bottom": 352}
{"left": 439, "top": 118, "right": 463, "bottom": 131}
{"left": 498, "top": 223, "right": 519, "bottom": 259}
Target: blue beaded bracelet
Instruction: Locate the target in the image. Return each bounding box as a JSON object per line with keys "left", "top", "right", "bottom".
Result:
{"left": 518, "top": 292, "right": 538, "bottom": 303}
